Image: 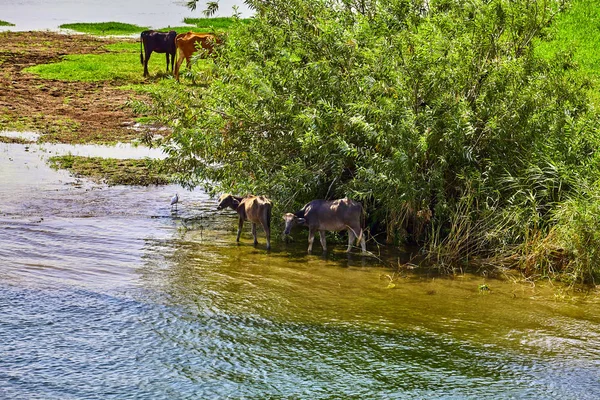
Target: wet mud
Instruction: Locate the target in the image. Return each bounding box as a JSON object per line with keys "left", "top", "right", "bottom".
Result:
{"left": 0, "top": 31, "right": 144, "bottom": 143}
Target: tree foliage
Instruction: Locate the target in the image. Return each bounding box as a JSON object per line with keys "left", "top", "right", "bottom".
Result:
{"left": 143, "top": 0, "right": 600, "bottom": 280}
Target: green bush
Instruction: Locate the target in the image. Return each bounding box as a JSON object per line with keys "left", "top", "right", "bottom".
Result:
{"left": 140, "top": 0, "right": 600, "bottom": 281}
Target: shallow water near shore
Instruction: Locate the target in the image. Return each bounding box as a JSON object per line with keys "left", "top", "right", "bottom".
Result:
{"left": 1, "top": 141, "right": 600, "bottom": 398}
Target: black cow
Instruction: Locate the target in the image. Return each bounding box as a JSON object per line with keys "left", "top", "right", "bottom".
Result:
{"left": 140, "top": 30, "right": 177, "bottom": 77}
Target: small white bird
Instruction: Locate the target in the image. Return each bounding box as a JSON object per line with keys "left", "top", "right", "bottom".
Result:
{"left": 170, "top": 193, "right": 179, "bottom": 212}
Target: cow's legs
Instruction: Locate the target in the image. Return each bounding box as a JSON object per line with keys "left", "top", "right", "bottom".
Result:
{"left": 347, "top": 229, "right": 355, "bottom": 252}
{"left": 165, "top": 53, "right": 170, "bottom": 72}
{"left": 174, "top": 52, "right": 184, "bottom": 80}
{"left": 319, "top": 230, "right": 327, "bottom": 252}
{"left": 261, "top": 219, "right": 271, "bottom": 250}
{"left": 170, "top": 51, "right": 175, "bottom": 73}
{"left": 307, "top": 228, "right": 316, "bottom": 253}
{"left": 251, "top": 223, "right": 258, "bottom": 246}
{"left": 144, "top": 50, "right": 152, "bottom": 77}
{"left": 236, "top": 217, "right": 244, "bottom": 242}
{"left": 348, "top": 225, "right": 366, "bottom": 253}
{"left": 358, "top": 228, "right": 366, "bottom": 253}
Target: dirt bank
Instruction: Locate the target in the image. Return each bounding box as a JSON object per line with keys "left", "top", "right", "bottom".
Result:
{"left": 0, "top": 31, "right": 147, "bottom": 144}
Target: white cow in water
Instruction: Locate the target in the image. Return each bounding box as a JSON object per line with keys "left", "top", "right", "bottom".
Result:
{"left": 283, "top": 198, "right": 366, "bottom": 253}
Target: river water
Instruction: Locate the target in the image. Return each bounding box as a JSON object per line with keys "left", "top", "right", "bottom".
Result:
{"left": 0, "top": 0, "right": 253, "bottom": 31}
{"left": 3, "top": 5, "right": 599, "bottom": 399}
{"left": 1, "top": 138, "right": 600, "bottom": 398}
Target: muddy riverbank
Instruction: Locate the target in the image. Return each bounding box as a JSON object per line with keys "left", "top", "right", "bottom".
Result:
{"left": 0, "top": 31, "right": 147, "bottom": 144}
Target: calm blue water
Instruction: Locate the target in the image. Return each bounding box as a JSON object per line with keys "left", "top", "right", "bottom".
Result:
{"left": 0, "top": 0, "right": 253, "bottom": 31}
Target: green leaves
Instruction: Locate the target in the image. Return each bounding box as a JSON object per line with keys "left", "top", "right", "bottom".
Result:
{"left": 145, "top": 0, "right": 600, "bottom": 267}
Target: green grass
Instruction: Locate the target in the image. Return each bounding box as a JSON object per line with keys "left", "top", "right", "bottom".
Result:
{"left": 0, "top": 20, "right": 15, "bottom": 27}
{"left": 24, "top": 42, "right": 173, "bottom": 82}
{"left": 154, "top": 26, "right": 198, "bottom": 33}
{"left": 59, "top": 18, "right": 247, "bottom": 36}
{"left": 25, "top": 40, "right": 214, "bottom": 82}
{"left": 104, "top": 42, "right": 138, "bottom": 52}
{"left": 183, "top": 17, "right": 250, "bottom": 30}
{"left": 49, "top": 155, "right": 171, "bottom": 185}
{"left": 60, "top": 22, "right": 149, "bottom": 36}
{"left": 536, "top": 0, "right": 600, "bottom": 101}
{"left": 150, "top": 17, "right": 250, "bottom": 33}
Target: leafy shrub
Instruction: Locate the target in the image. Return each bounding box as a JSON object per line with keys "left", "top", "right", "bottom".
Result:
{"left": 140, "top": 0, "right": 600, "bottom": 280}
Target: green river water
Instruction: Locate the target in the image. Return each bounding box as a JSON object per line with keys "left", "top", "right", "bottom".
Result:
{"left": 1, "top": 141, "right": 599, "bottom": 399}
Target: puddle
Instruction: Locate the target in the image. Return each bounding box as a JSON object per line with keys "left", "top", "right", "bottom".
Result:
{"left": 1, "top": 131, "right": 165, "bottom": 159}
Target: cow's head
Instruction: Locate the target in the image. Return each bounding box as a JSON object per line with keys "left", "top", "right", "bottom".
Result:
{"left": 283, "top": 213, "right": 305, "bottom": 235}
{"left": 217, "top": 194, "right": 239, "bottom": 211}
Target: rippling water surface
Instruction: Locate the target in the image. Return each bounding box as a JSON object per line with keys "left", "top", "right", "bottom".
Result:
{"left": 1, "top": 141, "right": 600, "bottom": 399}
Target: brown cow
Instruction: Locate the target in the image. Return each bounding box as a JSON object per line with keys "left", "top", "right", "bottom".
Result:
{"left": 217, "top": 194, "right": 272, "bottom": 250}
{"left": 174, "top": 31, "right": 219, "bottom": 81}
{"left": 283, "top": 198, "right": 366, "bottom": 253}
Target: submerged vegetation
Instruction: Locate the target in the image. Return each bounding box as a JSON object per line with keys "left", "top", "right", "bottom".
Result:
{"left": 133, "top": 0, "right": 600, "bottom": 283}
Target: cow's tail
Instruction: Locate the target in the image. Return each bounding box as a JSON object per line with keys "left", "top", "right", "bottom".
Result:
{"left": 140, "top": 32, "right": 144, "bottom": 65}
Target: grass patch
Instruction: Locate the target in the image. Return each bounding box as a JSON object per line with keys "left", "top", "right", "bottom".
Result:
{"left": 182, "top": 17, "right": 250, "bottom": 30}
{"left": 104, "top": 42, "right": 138, "bottom": 52}
{"left": 536, "top": 0, "right": 600, "bottom": 103}
{"left": 24, "top": 39, "right": 214, "bottom": 82}
{"left": 60, "top": 22, "right": 148, "bottom": 36}
{"left": 24, "top": 42, "right": 216, "bottom": 85}
{"left": 24, "top": 50, "right": 168, "bottom": 82}
{"left": 0, "top": 20, "right": 15, "bottom": 27}
{"left": 154, "top": 26, "right": 198, "bottom": 33}
{"left": 49, "top": 155, "right": 171, "bottom": 185}
{"left": 0, "top": 113, "right": 43, "bottom": 133}
{"left": 57, "top": 18, "right": 246, "bottom": 36}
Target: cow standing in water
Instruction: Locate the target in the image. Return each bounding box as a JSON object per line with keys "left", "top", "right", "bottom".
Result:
{"left": 217, "top": 194, "right": 272, "bottom": 250}
{"left": 283, "top": 198, "right": 367, "bottom": 254}
{"left": 174, "top": 31, "right": 220, "bottom": 81}
{"left": 140, "top": 30, "right": 177, "bottom": 77}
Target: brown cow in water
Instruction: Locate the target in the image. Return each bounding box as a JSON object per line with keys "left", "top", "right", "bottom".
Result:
{"left": 174, "top": 31, "right": 220, "bottom": 81}
{"left": 140, "top": 30, "right": 177, "bottom": 77}
{"left": 217, "top": 194, "right": 272, "bottom": 250}
{"left": 283, "top": 198, "right": 366, "bottom": 254}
